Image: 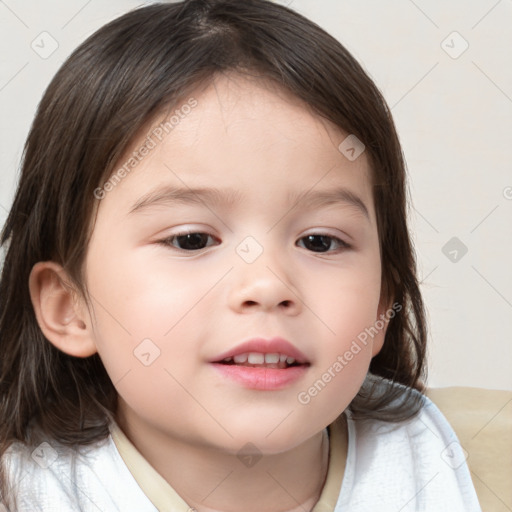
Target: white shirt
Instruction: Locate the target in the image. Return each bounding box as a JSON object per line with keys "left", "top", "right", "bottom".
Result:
{"left": 2, "top": 386, "right": 482, "bottom": 511}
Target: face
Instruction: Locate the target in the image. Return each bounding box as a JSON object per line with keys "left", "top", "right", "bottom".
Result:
{"left": 82, "top": 72, "right": 388, "bottom": 454}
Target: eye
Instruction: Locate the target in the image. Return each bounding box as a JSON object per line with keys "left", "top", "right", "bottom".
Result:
{"left": 159, "top": 232, "right": 219, "bottom": 251}
{"left": 158, "top": 231, "right": 350, "bottom": 253}
{"left": 296, "top": 234, "right": 351, "bottom": 253}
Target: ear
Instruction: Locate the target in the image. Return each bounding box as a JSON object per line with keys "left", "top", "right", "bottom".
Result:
{"left": 28, "top": 261, "right": 97, "bottom": 358}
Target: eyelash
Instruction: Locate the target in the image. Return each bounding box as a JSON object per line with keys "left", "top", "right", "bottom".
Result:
{"left": 157, "top": 231, "right": 352, "bottom": 254}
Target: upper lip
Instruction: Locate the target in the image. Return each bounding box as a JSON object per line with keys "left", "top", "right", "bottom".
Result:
{"left": 211, "top": 337, "right": 309, "bottom": 364}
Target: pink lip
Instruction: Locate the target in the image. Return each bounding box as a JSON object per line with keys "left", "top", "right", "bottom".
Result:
{"left": 211, "top": 364, "right": 308, "bottom": 390}
{"left": 210, "top": 337, "right": 309, "bottom": 364}
{"left": 209, "top": 337, "right": 310, "bottom": 391}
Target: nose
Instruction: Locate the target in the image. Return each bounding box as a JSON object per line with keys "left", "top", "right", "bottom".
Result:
{"left": 228, "top": 249, "right": 301, "bottom": 315}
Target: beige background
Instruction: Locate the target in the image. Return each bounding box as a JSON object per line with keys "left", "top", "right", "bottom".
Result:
{"left": 0, "top": 0, "right": 511, "bottom": 390}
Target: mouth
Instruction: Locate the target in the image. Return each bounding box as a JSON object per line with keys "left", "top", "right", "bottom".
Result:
{"left": 209, "top": 337, "right": 311, "bottom": 390}
{"left": 215, "top": 352, "right": 309, "bottom": 370}
{"left": 210, "top": 336, "right": 310, "bottom": 367}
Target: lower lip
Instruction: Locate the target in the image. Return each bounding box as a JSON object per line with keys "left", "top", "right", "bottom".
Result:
{"left": 210, "top": 363, "right": 309, "bottom": 390}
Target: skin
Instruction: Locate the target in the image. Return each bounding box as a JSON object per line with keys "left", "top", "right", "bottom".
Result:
{"left": 29, "top": 72, "right": 391, "bottom": 512}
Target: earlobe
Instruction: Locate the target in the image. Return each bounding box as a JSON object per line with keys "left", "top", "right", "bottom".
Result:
{"left": 28, "top": 261, "right": 97, "bottom": 358}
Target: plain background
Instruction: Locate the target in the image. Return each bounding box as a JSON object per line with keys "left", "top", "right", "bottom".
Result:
{"left": 0, "top": 0, "right": 511, "bottom": 390}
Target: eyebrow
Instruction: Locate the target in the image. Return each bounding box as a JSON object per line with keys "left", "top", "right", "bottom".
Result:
{"left": 128, "top": 184, "right": 370, "bottom": 220}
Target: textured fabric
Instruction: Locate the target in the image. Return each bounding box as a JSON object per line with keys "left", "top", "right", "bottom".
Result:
{"left": 336, "top": 398, "right": 482, "bottom": 511}
{"left": 2, "top": 381, "right": 482, "bottom": 511}
{"left": 2, "top": 430, "right": 157, "bottom": 511}
{"left": 426, "top": 386, "right": 512, "bottom": 510}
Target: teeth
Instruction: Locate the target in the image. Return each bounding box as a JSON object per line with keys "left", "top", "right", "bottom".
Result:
{"left": 221, "top": 352, "right": 301, "bottom": 365}
{"left": 247, "top": 353, "right": 265, "bottom": 364}
{"left": 264, "top": 353, "right": 279, "bottom": 364}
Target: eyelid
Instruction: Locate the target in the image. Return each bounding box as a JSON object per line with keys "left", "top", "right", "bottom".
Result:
{"left": 301, "top": 227, "right": 353, "bottom": 245}
{"left": 157, "top": 228, "right": 353, "bottom": 255}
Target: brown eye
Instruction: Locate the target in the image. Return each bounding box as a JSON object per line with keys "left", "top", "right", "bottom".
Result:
{"left": 161, "top": 232, "right": 218, "bottom": 251}
{"left": 297, "top": 234, "right": 350, "bottom": 253}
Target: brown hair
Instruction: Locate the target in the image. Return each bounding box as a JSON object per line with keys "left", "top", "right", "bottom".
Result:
{"left": 0, "top": 0, "right": 427, "bottom": 505}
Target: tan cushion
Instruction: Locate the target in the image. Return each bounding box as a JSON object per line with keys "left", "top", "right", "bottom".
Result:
{"left": 426, "top": 387, "right": 512, "bottom": 511}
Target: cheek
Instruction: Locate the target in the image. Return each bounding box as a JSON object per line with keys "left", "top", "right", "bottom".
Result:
{"left": 305, "top": 253, "right": 382, "bottom": 337}
{"left": 84, "top": 261, "right": 208, "bottom": 432}
{"left": 86, "top": 245, "right": 216, "bottom": 341}
{"left": 84, "top": 246, "right": 227, "bottom": 408}
{"left": 295, "top": 256, "right": 382, "bottom": 414}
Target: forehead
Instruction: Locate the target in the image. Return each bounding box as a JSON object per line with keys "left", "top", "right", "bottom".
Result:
{"left": 165, "top": 72, "right": 357, "bottom": 158}
{"left": 96, "top": 71, "right": 375, "bottom": 223}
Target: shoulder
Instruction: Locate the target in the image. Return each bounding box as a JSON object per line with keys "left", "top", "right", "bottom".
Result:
{"left": 337, "top": 378, "right": 482, "bottom": 512}
{"left": 1, "top": 427, "right": 156, "bottom": 511}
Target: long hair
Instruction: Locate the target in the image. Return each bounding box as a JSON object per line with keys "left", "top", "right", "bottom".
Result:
{"left": 0, "top": 0, "right": 427, "bottom": 504}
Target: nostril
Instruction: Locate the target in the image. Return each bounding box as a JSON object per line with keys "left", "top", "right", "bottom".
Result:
{"left": 240, "top": 299, "right": 294, "bottom": 309}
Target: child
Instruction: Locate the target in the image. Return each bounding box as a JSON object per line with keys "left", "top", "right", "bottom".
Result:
{"left": 0, "top": 0, "right": 481, "bottom": 510}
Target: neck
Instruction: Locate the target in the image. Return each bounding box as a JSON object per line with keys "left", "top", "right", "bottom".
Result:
{"left": 116, "top": 411, "right": 335, "bottom": 512}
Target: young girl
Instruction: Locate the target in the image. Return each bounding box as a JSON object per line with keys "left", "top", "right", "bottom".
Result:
{"left": 0, "top": 0, "right": 481, "bottom": 510}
